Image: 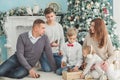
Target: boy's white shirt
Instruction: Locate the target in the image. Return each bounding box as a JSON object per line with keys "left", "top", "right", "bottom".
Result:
{"left": 62, "top": 41, "right": 83, "bottom": 68}
{"left": 83, "top": 54, "right": 103, "bottom": 75}
{"left": 45, "top": 22, "right": 65, "bottom": 53}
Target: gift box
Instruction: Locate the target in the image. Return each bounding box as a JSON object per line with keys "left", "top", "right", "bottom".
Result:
{"left": 62, "top": 71, "right": 82, "bottom": 80}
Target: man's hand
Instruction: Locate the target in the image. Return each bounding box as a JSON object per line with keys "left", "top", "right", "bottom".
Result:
{"left": 58, "top": 50, "right": 63, "bottom": 56}
{"left": 29, "top": 68, "right": 40, "bottom": 78}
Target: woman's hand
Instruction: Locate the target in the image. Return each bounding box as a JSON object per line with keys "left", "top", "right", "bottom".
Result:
{"left": 101, "top": 61, "right": 108, "bottom": 72}
{"left": 29, "top": 68, "right": 40, "bottom": 78}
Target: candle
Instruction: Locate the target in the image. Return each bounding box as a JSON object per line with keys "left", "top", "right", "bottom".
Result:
{"left": 33, "top": 5, "right": 39, "bottom": 14}
{"left": 26, "top": 7, "right": 33, "bottom": 16}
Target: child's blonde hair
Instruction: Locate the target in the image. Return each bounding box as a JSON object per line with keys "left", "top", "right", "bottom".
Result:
{"left": 66, "top": 28, "right": 77, "bottom": 37}
{"left": 82, "top": 45, "right": 95, "bottom": 55}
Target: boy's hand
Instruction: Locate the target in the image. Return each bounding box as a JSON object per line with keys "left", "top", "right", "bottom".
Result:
{"left": 50, "top": 42, "right": 59, "bottom": 47}
{"left": 55, "top": 40, "right": 58, "bottom": 43}
{"left": 81, "top": 62, "right": 87, "bottom": 70}
{"left": 72, "top": 66, "right": 79, "bottom": 72}
{"left": 29, "top": 68, "right": 40, "bottom": 78}
{"left": 58, "top": 50, "right": 63, "bottom": 56}
{"left": 61, "top": 61, "right": 67, "bottom": 68}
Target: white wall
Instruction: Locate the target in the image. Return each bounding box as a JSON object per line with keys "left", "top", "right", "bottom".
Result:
{"left": 113, "top": 0, "right": 120, "bottom": 39}
{"left": 0, "top": 0, "right": 67, "bottom": 13}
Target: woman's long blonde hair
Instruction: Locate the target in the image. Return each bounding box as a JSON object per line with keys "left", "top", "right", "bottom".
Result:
{"left": 89, "top": 18, "right": 108, "bottom": 48}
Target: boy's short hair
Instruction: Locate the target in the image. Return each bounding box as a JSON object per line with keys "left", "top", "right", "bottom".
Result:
{"left": 33, "top": 19, "right": 45, "bottom": 27}
{"left": 44, "top": 7, "right": 55, "bottom": 15}
{"left": 66, "top": 28, "right": 77, "bottom": 37}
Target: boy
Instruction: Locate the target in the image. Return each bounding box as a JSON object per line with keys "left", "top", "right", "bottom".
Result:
{"left": 56, "top": 28, "right": 83, "bottom": 75}
{"left": 40, "top": 7, "right": 65, "bottom": 72}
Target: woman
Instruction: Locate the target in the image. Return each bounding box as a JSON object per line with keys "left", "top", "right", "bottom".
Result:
{"left": 82, "top": 18, "right": 114, "bottom": 79}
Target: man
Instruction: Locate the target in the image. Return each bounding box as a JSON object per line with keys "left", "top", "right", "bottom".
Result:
{"left": 0, "top": 19, "right": 56, "bottom": 79}
{"left": 40, "top": 7, "right": 65, "bottom": 72}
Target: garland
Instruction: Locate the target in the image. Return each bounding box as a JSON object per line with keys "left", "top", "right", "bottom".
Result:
{"left": 0, "top": 6, "right": 63, "bottom": 36}
{"left": 0, "top": 6, "right": 45, "bottom": 36}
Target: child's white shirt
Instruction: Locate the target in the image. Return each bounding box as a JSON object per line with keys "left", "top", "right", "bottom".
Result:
{"left": 62, "top": 42, "right": 83, "bottom": 68}
{"left": 83, "top": 54, "right": 103, "bottom": 75}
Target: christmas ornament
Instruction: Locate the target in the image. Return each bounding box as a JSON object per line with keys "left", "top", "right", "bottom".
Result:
{"left": 86, "top": 3, "right": 92, "bottom": 9}
{"left": 103, "top": 7, "right": 108, "bottom": 14}
{"left": 68, "top": 16, "right": 71, "bottom": 20}
{"left": 75, "top": 0, "right": 80, "bottom": 4}
{"left": 95, "top": 2, "right": 100, "bottom": 8}
{"left": 93, "top": 9, "right": 99, "bottom": 15}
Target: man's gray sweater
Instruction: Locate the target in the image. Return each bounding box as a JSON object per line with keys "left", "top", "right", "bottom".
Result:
{"left": 15, "top": 32, "right": 56, "bottom": 71}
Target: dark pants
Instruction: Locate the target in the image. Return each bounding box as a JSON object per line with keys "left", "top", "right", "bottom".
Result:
{"left": 56, "top": 66, "right": 75, "bottom": 75}
{"left": 0, "top": 54, "right": 29, "bottom": 79}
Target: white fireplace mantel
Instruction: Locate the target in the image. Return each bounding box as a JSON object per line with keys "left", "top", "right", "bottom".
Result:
{"left": 4, "top": 16, "right": 61, "bottom": 57}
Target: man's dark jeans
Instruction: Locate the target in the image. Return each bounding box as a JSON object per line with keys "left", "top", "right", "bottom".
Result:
{"left": 40, "top": 53, "right": 62, "bottom": 72}
{"left": 0, "top": 54, "right": 29, "bottom": 79}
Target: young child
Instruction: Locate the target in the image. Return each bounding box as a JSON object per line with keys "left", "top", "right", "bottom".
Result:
{"left": 80, "top": 45, "right": 106, "bottom": 79}
{"left": 56, "top": 28, "right": 83, "bottom": 75}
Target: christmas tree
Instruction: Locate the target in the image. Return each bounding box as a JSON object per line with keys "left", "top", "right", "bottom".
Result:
{"left": 62, "top": 0, "right": 120, "bottom": 48}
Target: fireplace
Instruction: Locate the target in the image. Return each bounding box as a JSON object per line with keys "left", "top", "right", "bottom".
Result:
{"left": 4, "top": 16, "right": 61, "bottom": 57}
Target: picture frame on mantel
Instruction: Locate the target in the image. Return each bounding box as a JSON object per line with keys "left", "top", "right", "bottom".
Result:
{"left": 48, "top": 2, "right": 60, "bottom": 13}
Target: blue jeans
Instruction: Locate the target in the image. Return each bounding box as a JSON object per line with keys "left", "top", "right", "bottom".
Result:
{"left": 0, "top": 54, "right": 29, "bottom": 79}
{"left": 40, "top": 53, "right": 62, "bottom": 72}
{"left": 56, "top": 66, "right": 75, "bottom": 75}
